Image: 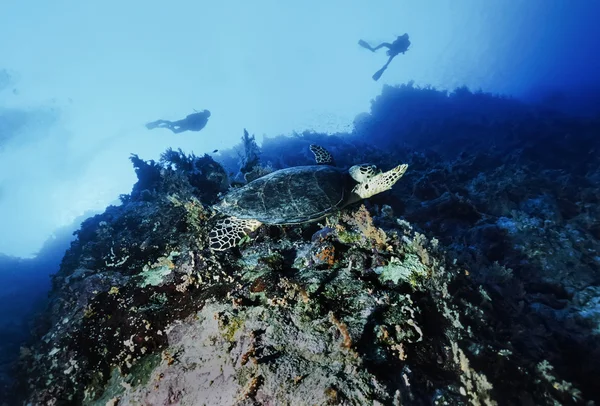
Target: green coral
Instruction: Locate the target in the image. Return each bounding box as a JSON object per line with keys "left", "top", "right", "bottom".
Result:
{"left": 83, "top": 367, "right": 124, "bottom": 406}
{"left": 125, "top": 353, "right": 161, "bottom": 387}
{"left": 83, "top": 354, "right": 161, "bottom": 406}
{"left": 218, "top": 313, "right": 245, "bottom": 342}
{"left": 336, "top": 229, "right": 363, "bottom": 245}
{"left": 376, "top": 254, "right": 428, "bottom": 286}
{"left": 138, "top": 251, "right": 180, "bottom": 287}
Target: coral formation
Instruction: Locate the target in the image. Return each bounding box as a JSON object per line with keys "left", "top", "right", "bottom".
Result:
{"left": 11, "top": 84, "right": 600, "bottom": 405}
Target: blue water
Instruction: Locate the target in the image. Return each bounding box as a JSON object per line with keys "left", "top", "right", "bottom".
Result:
{"left": 1, "top": 0, "right": 599, "bottom": 403}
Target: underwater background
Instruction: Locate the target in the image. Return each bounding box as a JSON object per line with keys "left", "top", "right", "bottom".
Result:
{"left": 1, "top": 1, "right": 600, "bottom": 405}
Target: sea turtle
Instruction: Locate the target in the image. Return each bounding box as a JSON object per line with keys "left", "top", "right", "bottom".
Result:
{"left": 208, "top": 144, "right": 408, "bottom": 251}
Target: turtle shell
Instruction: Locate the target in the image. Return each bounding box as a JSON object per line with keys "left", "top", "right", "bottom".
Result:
{"left": 214, "top": 165, "right": 352, "bottom": 224}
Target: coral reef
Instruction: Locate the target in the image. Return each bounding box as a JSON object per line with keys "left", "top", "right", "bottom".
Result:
{"left": 13, "top": 84, "right": 600, "bottom": 405}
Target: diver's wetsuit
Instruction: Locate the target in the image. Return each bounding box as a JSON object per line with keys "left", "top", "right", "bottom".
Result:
{"left": 146, "top": 110, "right": 211, "bottom": 134}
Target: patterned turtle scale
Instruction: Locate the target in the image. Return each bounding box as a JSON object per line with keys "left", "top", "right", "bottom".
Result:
{"left": 213, "top": 165, "right": 351, "bottom": 225}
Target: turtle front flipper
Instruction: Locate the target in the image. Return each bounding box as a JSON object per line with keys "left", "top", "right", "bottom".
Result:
{"left": 310, "top": 144, "right": 336, "bottom": 166}
{"left": 209, "top": 217, "right": 262, "bottom": 251}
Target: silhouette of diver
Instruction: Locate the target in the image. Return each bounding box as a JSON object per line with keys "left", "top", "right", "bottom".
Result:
{"left": 358, "top": 34, "right": 411, "bottom": 81}
{"left": 146, "top": 109, "right": 211, "bottom": 134}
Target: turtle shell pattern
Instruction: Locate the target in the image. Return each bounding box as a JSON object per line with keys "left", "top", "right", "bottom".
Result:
{"left": 214, "top": 165, "right": 351, "bottom": 224}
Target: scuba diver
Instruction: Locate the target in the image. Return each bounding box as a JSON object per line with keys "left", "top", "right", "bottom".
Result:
{"left": 358, "top": 33, "right": 411, "bottom": 81}
{"left": 146, "top": 109, "right": 211, "bottom": 134}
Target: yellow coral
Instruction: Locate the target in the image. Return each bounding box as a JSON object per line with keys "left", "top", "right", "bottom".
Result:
{"left": 340, "top": 204, "right": 387, "bottom": 248}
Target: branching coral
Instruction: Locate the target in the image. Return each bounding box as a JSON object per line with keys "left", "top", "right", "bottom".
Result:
{"left": 238, "top": 128, "right": 261, "bottom": 175}
{"left": 334, "top": 204, "right": 388, "bottom": 248}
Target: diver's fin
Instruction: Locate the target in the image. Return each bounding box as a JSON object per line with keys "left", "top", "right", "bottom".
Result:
{"left": 372, "top": 66, "right": 387, "bottom": 81}
{"left": 358, "top": 39, "right": 374, "bottom": 51}
{"left": 309, "top": 144, "right": 336, "bottom": 166}
{"left": 145, "top": 121, "right": 160, "bottom": 130}
{"left": 208, "top": 216, "right": 262, "bottom": 251}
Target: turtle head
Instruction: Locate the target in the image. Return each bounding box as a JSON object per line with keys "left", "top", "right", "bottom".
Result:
{"left": 349, "top": 164, "right": 381, "bottom": 183}
{"left": 351, "top": 163, "right": 408, "bottom": 199}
